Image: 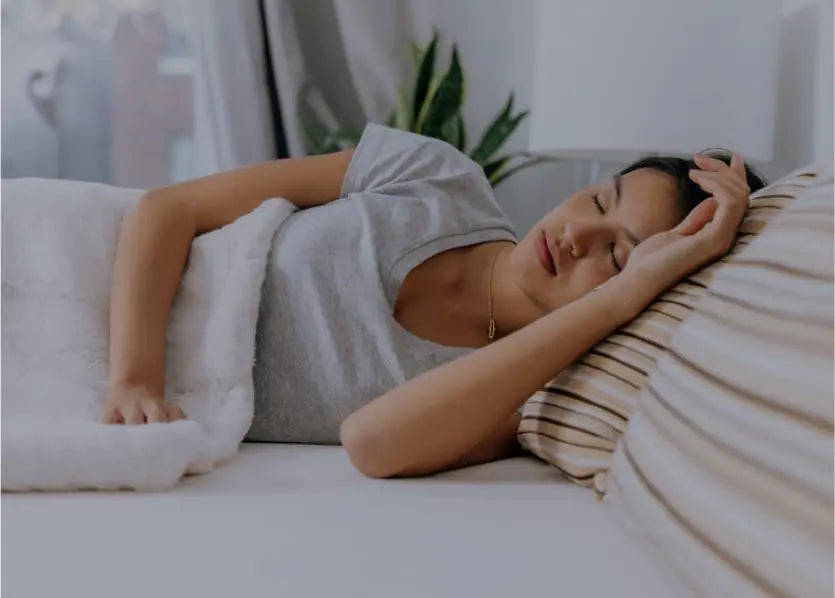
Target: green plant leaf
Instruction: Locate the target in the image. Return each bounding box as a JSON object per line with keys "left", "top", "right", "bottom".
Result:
{"left": 480, "top": 109, "right": 528, "bottom": 163}
{"left": 457, "top": 113, "right": 466, "bottom": 152}
{"left": 470, "top": 98, "right": 531, "bottom": 166}
{"left": 469, "top": 93, "right": 514, "bottom": 164}
{"left": 483, "top": 156, "right": 511, "bottom": 182}
{"left": 321, "top": 130, "right": 360, "bottom": 151}
{"left": 441, "top": 114, "right": 465, "bottom": 150}
{"left": 419, "top": 44, "right": 464, "bottom": 138}
{"left": 489, "top": 155, "right": 556, "bottom": 187}
{"left": 412, "top": 30, "right": 438, "bottom": 128}
{"left": 393, "top": 87, "right": 411, "bottom": 130}
{"left": 415, "top": 74, "right": 441, "bottom": 132}
{"left": 482, "top": 155, "right": 511, "bottom": 181}
{"left": 410, "top": 41, "right": 422, "bottom": 73}
{"left": 298, "top": 108, "right": 329, "bottom": 154}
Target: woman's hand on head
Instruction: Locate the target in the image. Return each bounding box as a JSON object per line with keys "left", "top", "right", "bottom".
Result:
{"left": 101, "top": 384, "right": 187, "bottom": 425}
{"left": 614, "top": 152, "right": 751, "bottom": 316}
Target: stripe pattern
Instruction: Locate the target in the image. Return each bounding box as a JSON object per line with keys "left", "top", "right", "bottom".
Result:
{"left": 518, "top": 165, "right": 827, "bottom": 490}
{"left": 604, "top": 163, "right": 834, "bottom": 597}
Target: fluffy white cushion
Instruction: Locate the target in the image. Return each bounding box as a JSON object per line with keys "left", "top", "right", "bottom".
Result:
{"left": 1, "top": 178, "right": 295, "bottom": 490}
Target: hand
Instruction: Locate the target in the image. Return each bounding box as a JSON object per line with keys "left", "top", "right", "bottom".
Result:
{"left": 617, "top": 152, "right": 751, "bottom": 317}
{"left": 102, "top": 384, "right": 187, "bottom": 425}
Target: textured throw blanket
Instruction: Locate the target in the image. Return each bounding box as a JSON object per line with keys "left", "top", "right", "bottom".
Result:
{"left": 1, "top": 178, "right": 295, "bottom": 491}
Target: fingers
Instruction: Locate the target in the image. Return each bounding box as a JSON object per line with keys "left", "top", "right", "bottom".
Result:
{"left": 693, "top": 153, "right": 749, "bottom": 192}
{"left": 123, "top": 403, "right": 146, "bottom": 425}
{"left": 144, "top": 399, "right": 168, "bottom": 423}
{"left": 693, "top": 153, "right": 730, "bottom": 173}
{"left": 675, "top": 198, "right": 718, "bottom": 236}
{"left": 102, "top": 405, "right": 125, "bottom": 425}
{"left": 730, "top": 152, "right": 746, "bottom": 180}
{"left": 166, "top": 404, "right": 187, "bottom": 422}
{"left": 101, "top": 393, "right": 186, "bottom": 426}
{"left": 689, "top": 169, "right": 749, "bottom": 198}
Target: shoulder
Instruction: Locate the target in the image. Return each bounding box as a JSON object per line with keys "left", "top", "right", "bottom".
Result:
{"left": 342, "top": 124, "right": 486, "bottom": 198}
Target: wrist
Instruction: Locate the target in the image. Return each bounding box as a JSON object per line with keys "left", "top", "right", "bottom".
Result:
{"left": 595, "top": 272, "right": 649, "bottom": 323}
{"left": 108, "top": 376, "right": 162, "bottom": 399}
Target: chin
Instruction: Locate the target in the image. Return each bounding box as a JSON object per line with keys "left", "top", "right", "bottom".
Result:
{"left": 522, "top": 278, "right": 561, "bottom": 314}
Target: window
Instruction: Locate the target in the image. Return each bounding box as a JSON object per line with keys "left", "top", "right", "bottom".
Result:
{"left": 1, "top": 0, "right": 195, "bottom": 187}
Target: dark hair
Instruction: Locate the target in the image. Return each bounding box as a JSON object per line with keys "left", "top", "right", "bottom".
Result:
{"left": 618, "top": 149, "right": 767, "bottom": 219}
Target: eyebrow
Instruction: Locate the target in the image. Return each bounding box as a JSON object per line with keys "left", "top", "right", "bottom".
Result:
{"left": 612, "top": 175, "right": 640, "bottom": 247}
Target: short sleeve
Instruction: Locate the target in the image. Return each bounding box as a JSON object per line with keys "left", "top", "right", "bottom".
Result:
{"left": 340, "top": 123, "right": 484, "bottom": 197}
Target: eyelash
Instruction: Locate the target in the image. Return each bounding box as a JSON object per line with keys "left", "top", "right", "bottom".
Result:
{"left": 592, "top": 193, "right": 622, "bottom": 272}
{"left": 592, "top": 192, "right": 605, "bottom": 214}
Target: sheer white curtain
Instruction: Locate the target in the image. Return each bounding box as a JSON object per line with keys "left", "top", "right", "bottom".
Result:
{"left": 183, "top": 0, "right": 377, "bottom": 169}
{"left": 181, "top": 0, "right": 276, "bottom": 176}
{"left": 262, "top": 0, "right": 401, "bottom": 157}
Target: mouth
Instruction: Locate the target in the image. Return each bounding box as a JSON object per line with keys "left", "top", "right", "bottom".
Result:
{"left": 537, "top": 231, "right": 557, "bottom": 276}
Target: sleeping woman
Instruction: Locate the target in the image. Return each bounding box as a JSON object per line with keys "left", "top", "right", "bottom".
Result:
{"left": 102, "top": 124, "right": 765, "bottom": 478}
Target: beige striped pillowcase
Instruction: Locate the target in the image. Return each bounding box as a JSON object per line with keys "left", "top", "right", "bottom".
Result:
{"left": 517, "top": 166, "right": 817, "bottom": 491}
{"left": 604, "top": 163, "right": 833, "bottom": 597}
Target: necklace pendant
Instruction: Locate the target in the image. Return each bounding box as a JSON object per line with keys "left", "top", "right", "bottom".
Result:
{"left": 488, "top": 318, "right": 496, "bottom": 342}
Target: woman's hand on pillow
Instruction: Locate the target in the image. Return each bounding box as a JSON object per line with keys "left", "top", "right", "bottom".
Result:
{"left": 101, "top": 384, "right": 187, "bottom": 425}
{"left": 616, "top": 153, "right": 750, "bottom": 316}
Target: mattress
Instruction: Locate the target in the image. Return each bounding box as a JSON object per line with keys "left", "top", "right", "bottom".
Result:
{"left": 3, "top": 444, "right": 680, "bottom": 597}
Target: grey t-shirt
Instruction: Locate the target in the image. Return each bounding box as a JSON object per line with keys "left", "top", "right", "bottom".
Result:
{"left": 246, "top": 123, "right": 518, "bottom": 443}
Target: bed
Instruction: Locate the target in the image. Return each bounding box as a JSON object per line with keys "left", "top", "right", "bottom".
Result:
{"left": 3, "top": 443, "right": 679, "bottom": 597}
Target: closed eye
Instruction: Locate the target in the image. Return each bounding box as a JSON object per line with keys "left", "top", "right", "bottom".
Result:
{"left": 595, "top": 193, "right": 621, "bottom": 270}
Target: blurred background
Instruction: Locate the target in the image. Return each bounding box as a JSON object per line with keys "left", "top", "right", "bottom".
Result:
{"left": 2, "top": 0, "right": 832, "bottom": 233}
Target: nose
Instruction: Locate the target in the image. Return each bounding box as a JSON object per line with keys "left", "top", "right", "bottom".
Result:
{"left": 560, "top": 221, "right": 603, "bottom": 258}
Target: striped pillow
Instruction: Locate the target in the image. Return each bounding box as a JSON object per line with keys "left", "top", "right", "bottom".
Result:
{"left": 517, "top": 166, "right": 814, "bottom": 492}
{"left": 604, "top": 163, "right": 833, "bottom": 597}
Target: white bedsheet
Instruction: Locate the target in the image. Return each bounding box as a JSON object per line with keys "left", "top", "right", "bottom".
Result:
{"left": 3, "top": 444, "right": 681, "bottom": 598}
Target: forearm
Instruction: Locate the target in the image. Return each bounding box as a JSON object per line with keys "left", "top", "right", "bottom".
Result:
{"left": 341, "top": 278, "right": 639, "bottom": 478}
{"left": 416, "top": 411, "right": 525, "bottom": 477}
{"left": 108, "top": 197, "right": 195, "bottom": 396}
{"left": 148, "top": 150, "right": 353, "bottom": 234}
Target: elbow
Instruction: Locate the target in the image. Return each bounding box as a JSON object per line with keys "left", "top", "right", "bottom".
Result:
{"left": 340, "top": 417, "right": 400, "bottom": 479}
{"left": 134, "top": 190, "right": 196, "bottom": 236}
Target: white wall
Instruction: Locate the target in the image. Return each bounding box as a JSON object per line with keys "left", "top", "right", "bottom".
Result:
{"left": 813, "top": 0, "right": 834, "bottom": 161}
{"left": 772, "top": 0, "right": 834, "bottom": 178}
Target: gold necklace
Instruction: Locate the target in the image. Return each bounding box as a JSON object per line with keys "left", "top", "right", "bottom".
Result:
{"left": 487, "top": 247, "right": 501, "bottom": 343}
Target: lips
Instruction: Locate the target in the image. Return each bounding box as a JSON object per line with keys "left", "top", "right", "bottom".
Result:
{"left": 537, "top": 231, "right": 557, "bottom": 276}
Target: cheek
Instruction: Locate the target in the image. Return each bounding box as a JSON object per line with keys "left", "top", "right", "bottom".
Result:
{"left": 568, "top": 259, "right": 613, "bottom": 293}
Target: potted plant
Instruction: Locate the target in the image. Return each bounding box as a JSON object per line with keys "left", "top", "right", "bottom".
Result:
{"left": 302, "top": 30, "right": 553, "bottom": 188}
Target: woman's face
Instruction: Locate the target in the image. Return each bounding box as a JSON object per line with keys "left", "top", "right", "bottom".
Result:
{"left": 508, "top": 167, "right": 682, "bottom": 312}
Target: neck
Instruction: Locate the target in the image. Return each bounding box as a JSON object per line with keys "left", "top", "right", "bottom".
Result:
{"left": 453, "top": 241, "right": 540, "bottom": 344}
{"left": 484, "top": 243, "right": 543, "bottom": 340}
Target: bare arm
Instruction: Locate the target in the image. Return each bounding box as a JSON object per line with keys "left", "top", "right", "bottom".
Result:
{"left": 106, "top": 151, "right": 353, "bottom": 421}
{"left": 340, "top": 278, "right": 640, "bottom": 478}
{"left": 392, "top": 411, "right": 525, "bottom": 478}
